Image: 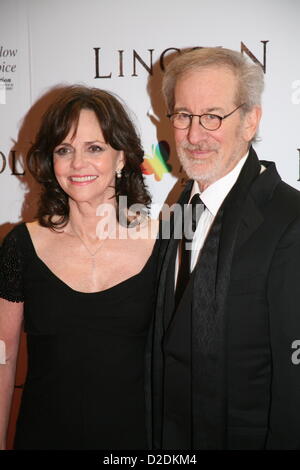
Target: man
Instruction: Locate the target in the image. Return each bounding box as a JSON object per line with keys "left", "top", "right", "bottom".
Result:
{"left": 147, "top": 48, "right": 300, "bottom": 450}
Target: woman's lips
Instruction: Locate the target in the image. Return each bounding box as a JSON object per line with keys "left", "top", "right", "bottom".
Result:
{"left": 69, "top": 175, "right": 98, "bottom": 185}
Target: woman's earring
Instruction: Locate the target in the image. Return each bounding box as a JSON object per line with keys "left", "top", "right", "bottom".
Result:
{"left": 116, "top": 169, "right": 122, "bottom": 178}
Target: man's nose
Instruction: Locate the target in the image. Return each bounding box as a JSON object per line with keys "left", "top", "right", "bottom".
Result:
{"left": 187, "top": 116, "right": 208, "bottom": 145}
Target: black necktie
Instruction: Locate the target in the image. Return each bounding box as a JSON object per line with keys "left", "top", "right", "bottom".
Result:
{"left": 175, "top": 193, "right": 204, "bottom": 308}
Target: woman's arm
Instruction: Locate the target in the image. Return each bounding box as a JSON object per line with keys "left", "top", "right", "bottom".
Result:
{"left": 0, "top": 298, "right": 24, "bottom": 450}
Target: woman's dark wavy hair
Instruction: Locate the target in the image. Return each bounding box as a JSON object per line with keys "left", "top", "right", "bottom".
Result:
{"left": 27, "top": 85, "right": 151, "bottom": 229}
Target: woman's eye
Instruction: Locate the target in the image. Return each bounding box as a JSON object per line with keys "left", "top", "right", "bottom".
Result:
{"left": 54, "top": 146, "right": 71, "bottom": 156}
{"left": 89, "top": 145, "right": 103, "bottom": 153}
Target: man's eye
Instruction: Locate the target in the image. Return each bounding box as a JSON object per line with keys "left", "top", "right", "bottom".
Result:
{"left": 176, "top": 113, "right": 190, "bottom": 121}
{"left": 205, "top": 114, "right": 219, "bottom": 120}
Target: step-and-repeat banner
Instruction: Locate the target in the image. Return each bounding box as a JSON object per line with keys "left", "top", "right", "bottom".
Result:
{"left": 1, "top": 0, "right": 300, "bottom": 240}
{"left": 1, "top": 0, "right": 300, "bottom": 449}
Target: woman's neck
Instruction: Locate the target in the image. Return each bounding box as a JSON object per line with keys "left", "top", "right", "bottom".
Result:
{"left": 67, "top": 199, "right": 119, "bottom": 240}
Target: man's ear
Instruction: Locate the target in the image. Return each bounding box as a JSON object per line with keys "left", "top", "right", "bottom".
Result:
{"left": 243, "top": 106, "right": 262, "bottom": 143}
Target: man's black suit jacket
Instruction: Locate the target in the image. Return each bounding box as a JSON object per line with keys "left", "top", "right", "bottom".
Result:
{"left": 147, "top": 147, "right": 300, "bottom": 450}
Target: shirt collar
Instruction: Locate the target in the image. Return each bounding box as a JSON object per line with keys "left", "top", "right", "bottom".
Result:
{"left": 190, "top": 151, "right": 249, "bottom": 217}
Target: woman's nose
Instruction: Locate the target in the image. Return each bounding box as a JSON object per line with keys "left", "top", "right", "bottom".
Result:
{"left": 71, "top": 150, "right": 85, "bottom": 169}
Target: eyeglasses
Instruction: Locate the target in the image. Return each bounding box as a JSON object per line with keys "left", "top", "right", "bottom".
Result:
{"left": 167, "top": 103, "right": 245, "bottom": 131}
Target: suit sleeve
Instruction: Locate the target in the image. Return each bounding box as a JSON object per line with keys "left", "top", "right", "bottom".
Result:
{"left": 266, "top": 215, "right": 300, "bottom": 449}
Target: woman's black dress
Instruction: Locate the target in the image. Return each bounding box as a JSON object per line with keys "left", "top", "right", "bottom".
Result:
{"left": 0, "top": 223, "right": 158, "bottom": 449}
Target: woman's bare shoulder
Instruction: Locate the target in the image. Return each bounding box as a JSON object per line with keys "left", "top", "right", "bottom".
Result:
{"left": 26, "top": 221, "right": 46, "bottom": 238}
{"left": 25, "top": 221, "right": 63, "bottom": 245}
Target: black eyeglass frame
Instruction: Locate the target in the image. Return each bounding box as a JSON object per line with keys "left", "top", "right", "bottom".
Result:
{"left": 167, "top": 103, "right": 246, "bottom": 131}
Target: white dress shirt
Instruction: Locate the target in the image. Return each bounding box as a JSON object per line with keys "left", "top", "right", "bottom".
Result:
{"left": 175, "top": 152, "right": 265, "bottom": 284}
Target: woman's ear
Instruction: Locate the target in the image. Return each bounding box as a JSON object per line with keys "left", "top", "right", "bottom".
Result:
{"left": 117, "top": 150, "right": 125, "bottom": 171}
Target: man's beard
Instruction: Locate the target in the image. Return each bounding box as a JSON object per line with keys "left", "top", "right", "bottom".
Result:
{"left": 177, "top": 131, "right": 247, "bottom": 188}
{"left": 177, "top": 142, "right": 221, "bottom": 185}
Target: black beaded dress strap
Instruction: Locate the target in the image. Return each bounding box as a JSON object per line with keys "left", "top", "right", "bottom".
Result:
{"left": 0, "top": 224, "right": 26, "bottom": 302}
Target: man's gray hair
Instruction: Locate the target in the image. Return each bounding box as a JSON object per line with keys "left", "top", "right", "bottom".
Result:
{"left": 162, "top": 47, "right": 265, "bottom": 114}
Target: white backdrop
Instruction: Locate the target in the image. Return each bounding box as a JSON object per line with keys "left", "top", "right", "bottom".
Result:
{"left": 1, "top": 0, "right": 300, "bottom": 239}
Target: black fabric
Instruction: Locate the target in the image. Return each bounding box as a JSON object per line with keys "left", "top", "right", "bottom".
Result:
{"left": 150, "top": 151, "right": 262, "bottom": 449}
{"left": 148, "top": 146, "right": 300, "bottom": 450}
{"left": 0, "top": 228, "right": 24, "bottom": 302}
{"left": 0, "top": 223, "right": 159, "bottom": 450}
{"left": 175, "top": 194, "right": 203, "bottom": 309}
{"left": 191, "top": 150, "right": 261, "bottom": 449}
{"left": 148, "top": 181, "right": 192, "bottom": 449}
{"left": 160, "top": 153, "right": 261, "bottom": 450}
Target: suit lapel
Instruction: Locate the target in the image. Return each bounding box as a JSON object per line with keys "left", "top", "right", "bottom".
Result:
{"left": 234, "top": 195, "right": 264, "bottom": 251}
{"left": 158, "top": 181, "right": 193, "bottom": 330}
{"left": 230, "top": 160, "right": 281, "bottom": 253}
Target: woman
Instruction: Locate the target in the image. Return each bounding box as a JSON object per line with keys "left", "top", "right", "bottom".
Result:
{"left": 0, "top": 85, "right": 159, "bottom": 449}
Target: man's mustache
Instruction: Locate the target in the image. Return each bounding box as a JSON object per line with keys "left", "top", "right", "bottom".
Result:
{"left": 180, "top": 142, "right": 218, "bottom": 152}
